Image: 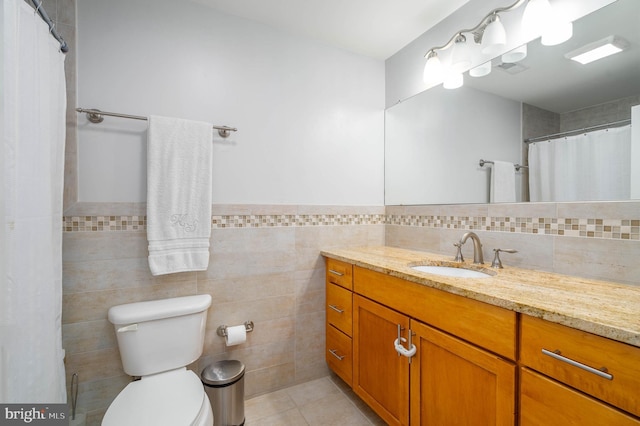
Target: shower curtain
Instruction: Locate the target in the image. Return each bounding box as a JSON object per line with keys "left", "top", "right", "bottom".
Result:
{"left": 1, "top": 0, "right": 67, "bottom": 403}
{"left": 528, "top": 125, "right": 632, "bottom": 202}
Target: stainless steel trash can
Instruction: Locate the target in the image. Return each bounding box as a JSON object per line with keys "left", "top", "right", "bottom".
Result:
{"left": 201, "top": 360, "right": 245, "bottom": 426}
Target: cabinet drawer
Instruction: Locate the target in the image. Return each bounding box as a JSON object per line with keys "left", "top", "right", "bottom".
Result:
{"left": 326, "top": 324, "right": 352, "bottom": 386}
{"left": 327, "top": 283, "right": 352, "bottom": 336}
{"left": 354, "top": 266, "right": 516, "bottom": 360}
{"left": 520, "top": 368, "right": 640, "bottom": 426}
{"left": 326, "top": 258, "right": 353, "bottom": 290}
{"left": 520, "top": 315, "right": 640, "bottom": 417}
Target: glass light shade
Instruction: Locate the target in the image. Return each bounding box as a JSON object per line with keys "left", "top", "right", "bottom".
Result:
{"left": 470, "top": 61, "right": 492, "bottom": 77}
{"left": 443, "top": 72, "right": 463, "bottom": 89}
{"left": 501, "top": 44, "right": 527, "bottom": 63}
{"left": 541, "top": 19, "right": 573, "bottom": 46}
{"left": 521, "top": 0, "right": 552, "bottom": 40}
{"left": 423, "top": 53, "right": 444, "bottom": 85}
{"left": 451, "top": 35, "right": 472, "bottom": 73}
{"left": 481, "top": 15, "right": 506, "bottom": 55}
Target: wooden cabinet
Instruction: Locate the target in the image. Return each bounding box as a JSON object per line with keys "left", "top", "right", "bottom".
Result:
{"left": 325, "top": 259, "right": 353, "bottom": 386}
{"left": 348, "top": 267, "right": 516, "bottom": 426}
{"left": 520, "top": 314, "right": 640, "bottom": 422}
{"left": 326, "top": 257, "right": 353, "bottom": 290}
{"left": 520, "top": 368, "right": 640, "bottom": 426}
{"left": 352, "top": 295, "right": 410, "bottom": 426}
{"left": 324, "top": 256, "right": 639, "bottom": 425}
{"left": 353, "top": 266, "right": 517, "bottom": 360}
{"left": 411, "top": 320, "right": 516, "bottom": 426}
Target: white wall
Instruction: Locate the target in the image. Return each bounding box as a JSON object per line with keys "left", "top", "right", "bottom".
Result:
{"left": 385, "top": 86, "right": 522, "bottom": 205}
{"left": 77, "top": 0, "right": 384, "bottom": 205}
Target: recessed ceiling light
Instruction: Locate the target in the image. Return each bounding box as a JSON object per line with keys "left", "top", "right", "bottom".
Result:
{"left": 565, "top": 35, "right": 628, "bottom": 65}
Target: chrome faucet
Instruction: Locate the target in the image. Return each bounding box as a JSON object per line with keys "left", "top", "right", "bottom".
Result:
{"left": 458, "top": 232, "right": 484, "bottom": 264}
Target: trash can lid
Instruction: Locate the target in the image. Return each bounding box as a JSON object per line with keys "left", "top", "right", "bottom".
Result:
{"left": 201, "top": 360, "right": 245, "bottom": 386}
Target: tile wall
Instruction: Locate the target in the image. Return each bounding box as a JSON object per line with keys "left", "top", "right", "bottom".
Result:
{"left": 386, "top": 201, "right": 640, "bottom": 286}
{"left": 62, "top": 203, "right": 385, "bottom": 425}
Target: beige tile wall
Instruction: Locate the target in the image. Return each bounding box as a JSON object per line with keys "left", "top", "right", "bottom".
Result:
{"left": 62, "top": 203, "right": 385, "bottom": 425}
{"left": 386, "top": 201, "right": 640, "bottom": 286}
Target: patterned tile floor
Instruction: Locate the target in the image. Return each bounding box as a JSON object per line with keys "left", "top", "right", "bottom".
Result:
{"left": 244, "top": 375, "right": 386, "bottom": 425}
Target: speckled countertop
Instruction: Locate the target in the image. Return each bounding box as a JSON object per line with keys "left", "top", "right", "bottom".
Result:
{"left": 321, "top": 246, "right": 640, "bottom": 348}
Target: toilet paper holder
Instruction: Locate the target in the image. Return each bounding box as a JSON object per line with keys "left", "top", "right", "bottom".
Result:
{"left": 217, "top": 321, "right": 254, "bottom": 337}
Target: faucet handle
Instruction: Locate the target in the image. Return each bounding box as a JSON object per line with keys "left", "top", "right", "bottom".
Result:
{"left": 491, "top": 248, "right": 517, "bottom": 269}
{"left": 453, "top": 242, "right": 464, "bottom": 262}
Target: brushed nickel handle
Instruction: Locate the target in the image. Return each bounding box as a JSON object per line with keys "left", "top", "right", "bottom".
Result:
{"left": 542, "top": 349, "right": 613, "bottom": 380}
{"left": 328, "top": 304, "right": 344, "bottom": 314}
{"left": 328, "top": 269, "right": 344, "bottom": 276}
{"left": 329, "top": 349, "right": 345, "bottom": 361}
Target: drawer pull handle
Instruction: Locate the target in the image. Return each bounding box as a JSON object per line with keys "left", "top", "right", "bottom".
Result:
{"left": 542, "top": 349, "right": 613, "bottom": 380}
{"left": 328, "top": 304, "right": 344, "bottom": 314}
{"left": 328, "top": 269, "right": 344, "bottom": 276}
{"left": 329, "top": 349, "right": 345, "bottom": 361}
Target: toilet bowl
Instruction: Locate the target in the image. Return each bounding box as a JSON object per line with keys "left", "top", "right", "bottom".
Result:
{"left": 102, "top": 295, "right": 213, "bottom": 426}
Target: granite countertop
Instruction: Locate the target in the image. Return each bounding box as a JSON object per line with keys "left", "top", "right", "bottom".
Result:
{"left": 321, "top": 246, "right": 640, "bottom": 348}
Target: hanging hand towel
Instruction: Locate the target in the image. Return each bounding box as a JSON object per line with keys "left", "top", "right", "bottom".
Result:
{"left": 490, "top": 161, "right": 516, "bottom": 203}
{"left": 147, "top": 115, "right": 213, "bottom": 275}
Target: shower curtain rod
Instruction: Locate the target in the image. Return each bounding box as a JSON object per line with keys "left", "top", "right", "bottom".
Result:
{"left": 76, "top": 108, "right": 238, "bottom": 138}
{"left": 30, "top": 0, "right": 68, "bottom": 53}
{"left": 524, "top": 119, "right": 631, "bottom": 144}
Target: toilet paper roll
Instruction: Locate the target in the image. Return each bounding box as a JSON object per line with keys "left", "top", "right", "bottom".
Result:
{"left": 225, "top": 325, "right": 247, "bottom": 346}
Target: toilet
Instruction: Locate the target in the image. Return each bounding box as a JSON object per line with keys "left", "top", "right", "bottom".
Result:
{"left": 102, "top": 294, "right": 213, "bottom": 426}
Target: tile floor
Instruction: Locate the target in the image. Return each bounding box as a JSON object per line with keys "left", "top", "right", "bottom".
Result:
{"left": 244, "top": 374, "right": 386, "bottom": 425}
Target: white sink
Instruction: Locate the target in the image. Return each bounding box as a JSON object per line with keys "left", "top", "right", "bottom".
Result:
{"left": 410, "top": 265, "right": 492, "bottom": 278}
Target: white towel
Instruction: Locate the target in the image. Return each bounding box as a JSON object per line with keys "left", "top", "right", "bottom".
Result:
{"left": 147, "top": 115, "right": 213, "bottom": 276}
{"left": 490, "top": 161, "right": 516, "bottom": 203}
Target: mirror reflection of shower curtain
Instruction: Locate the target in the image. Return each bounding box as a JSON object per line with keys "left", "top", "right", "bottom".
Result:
{"left": 1, "top": 0, "right": 67, "bottom": 403}
{"left": 528, "top": 125, "right": 632, "bottom": 202}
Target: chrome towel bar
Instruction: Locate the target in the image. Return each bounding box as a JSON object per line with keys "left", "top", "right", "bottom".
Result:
{"left": 76, "top": 107, "right": 237, "bottom": 138}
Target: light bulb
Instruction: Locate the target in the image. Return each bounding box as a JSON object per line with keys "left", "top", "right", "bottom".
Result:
{"left": 423, "top": 51, "right": 444, "bottom": 85}
{"left": 443, "top": 72, "right": 463, "bottom": 89}
{"left": 502, "top": 44, "right": 527, "bottom": 63}
{"left": 481, "top": 14, "right": 506, "bottom": 56}
{"left": 521, "top": 0, "right": 552, "bottom": 40}
{"left": 451, "top": 34, "right": 472, "bottom": 73}
{"left": 541, "top": 18, "right": 572, "bottom": 46}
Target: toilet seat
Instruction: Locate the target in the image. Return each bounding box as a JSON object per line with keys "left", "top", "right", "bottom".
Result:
{"left": 102, "top": 368, "right": 211, "bottom": 426}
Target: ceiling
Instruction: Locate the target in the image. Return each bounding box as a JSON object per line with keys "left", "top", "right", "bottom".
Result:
{"left": 191, "top": 0, "right": 470, "bottom": 60}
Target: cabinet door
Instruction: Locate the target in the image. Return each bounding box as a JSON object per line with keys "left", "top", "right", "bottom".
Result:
{"left": 520, "top": 368, "right": 640, "bottom": 426}
{"left": 410, "top": 320, "right": 516, "bottom": 426}
{"left": 353, "top": 295, "right": 410, "bottom": 426}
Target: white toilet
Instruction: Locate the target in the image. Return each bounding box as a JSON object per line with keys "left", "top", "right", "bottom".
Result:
{"left": 102, "top": 294, "right": 214, "bottom": 426}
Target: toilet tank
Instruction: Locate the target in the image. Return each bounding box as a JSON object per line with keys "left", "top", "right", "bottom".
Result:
{"left": 108, "top": 294, "right": 212, "bottom": 376}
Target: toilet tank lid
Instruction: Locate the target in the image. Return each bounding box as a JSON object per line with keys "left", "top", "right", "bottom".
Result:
{"left": 108, "top": 294, "right": 212, "bottom": 325}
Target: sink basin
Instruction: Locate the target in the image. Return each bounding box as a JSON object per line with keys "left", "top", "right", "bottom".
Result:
{"left": 410, "top": 265, "right": 493, "bottom": 278}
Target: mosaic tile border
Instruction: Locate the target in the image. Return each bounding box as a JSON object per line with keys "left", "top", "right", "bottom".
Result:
{"left": 62, "top": 214, "right": 640, "bottom": 241}
{"left": 62, "top": 214, "right": 386, "bottom": 232}
{"left": 386, "top": 215, "right": 640, "bottom": 240}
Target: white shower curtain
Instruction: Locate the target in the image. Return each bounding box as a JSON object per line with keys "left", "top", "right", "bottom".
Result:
{"left": 529, "top": 125, "right": 632, "bottom": 202}
{"left": 1, "top": 0, "right": 67, "bottom": 403}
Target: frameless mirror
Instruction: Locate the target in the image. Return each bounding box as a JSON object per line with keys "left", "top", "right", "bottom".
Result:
{"left": 385, "top": 0, "right": 640, "bottom": 205}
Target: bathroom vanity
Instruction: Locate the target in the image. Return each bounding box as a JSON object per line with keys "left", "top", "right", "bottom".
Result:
{"left": 322, "top": 247, "right": 640, "bottom": 426}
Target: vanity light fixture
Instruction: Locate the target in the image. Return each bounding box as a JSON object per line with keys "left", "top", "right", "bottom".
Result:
{"left": 422, "top": 0, "right": 573, "bottom": 88}
{"left": 565, "top": 35, "right": 628, "bottom": 65}
{"left": 481, "top": 14, "right": 507, "bottom": 55}
{"left": 501, "top": 44, "right": 527, "bottom": 63}
{"left": 451, "top": 34, "right": 472, "bottom": 72}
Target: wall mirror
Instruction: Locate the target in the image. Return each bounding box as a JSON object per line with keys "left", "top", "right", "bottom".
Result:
{"left": 385, "top": 0, "right": 640, "bottom": 205}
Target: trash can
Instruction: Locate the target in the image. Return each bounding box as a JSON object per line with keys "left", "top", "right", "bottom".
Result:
{"left": 201, "top": 360, "right": 245, "bottom": 426}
